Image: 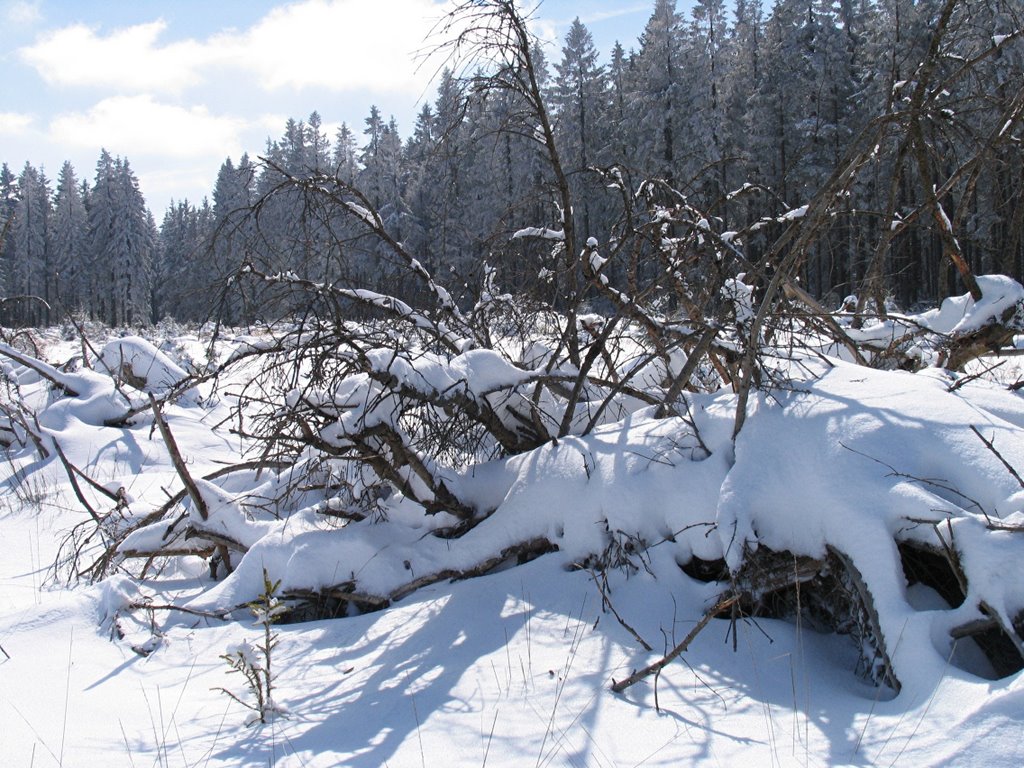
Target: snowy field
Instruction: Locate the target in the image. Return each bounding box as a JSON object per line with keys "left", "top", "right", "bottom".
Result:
{"left": 2, "top": 303, "right": 1024, "bottom": 766}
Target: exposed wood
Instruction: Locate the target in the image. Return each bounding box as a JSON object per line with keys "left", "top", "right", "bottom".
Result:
{"left": 611, "top": 593, "right": 739, "bottom": 694}
{"left": 148, "top": 393, "right": 233, "bottom": 573}
{"left": 970, "top": 425, "right": 1024, "bottom": 490}
{"left": 184, "top": 525, "right": 249, "bottom": 554}
{"left": 782, "top": 281, "right": 868, "bottom": 365}
{"left": 148, "top": 394, "right": 208, "bottom": 521}
{"left": 980, "top": 600, "right": 1024, "bottom": 663}
{"left": 941, "top": 312, "right": 1020, "bottom": 372}
{"left": 126, "top": 601, "right": 230, "bottom": 621}
{"left": 284, "top": 537, "right": 558, "bottom": 616}
{"left": 828, "top": 546, "right": 901, "bottom": 693}
{"left": 950, "top": 617, "right": 999, "bottom": 639}
{"left": 52, "top": 440, "right": 102, "bottom": 524}
{"left": 119, "top": 546, "right": 215, "bottom": 560}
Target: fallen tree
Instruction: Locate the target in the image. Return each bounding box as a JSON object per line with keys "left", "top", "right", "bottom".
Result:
{"left": 3, "top": 0, "right": 1024, "bottom": 706}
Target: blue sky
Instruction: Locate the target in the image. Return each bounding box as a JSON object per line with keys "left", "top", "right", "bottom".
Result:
{"left": 1, "top": 0, "right": 677, "bottom": 210}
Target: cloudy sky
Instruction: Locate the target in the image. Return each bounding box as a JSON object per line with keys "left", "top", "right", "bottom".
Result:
{"left": 1, "top": 0, "right": 663, "bottom": 211}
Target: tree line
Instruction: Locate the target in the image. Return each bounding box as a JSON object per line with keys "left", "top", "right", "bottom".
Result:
{"left": 1, "top": 0, "right": 1021, "bottom": 328}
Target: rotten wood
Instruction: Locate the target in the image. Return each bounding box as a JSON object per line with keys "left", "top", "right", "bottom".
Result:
{"left": 827, "top": 546, "right": 901, "bottom": 693}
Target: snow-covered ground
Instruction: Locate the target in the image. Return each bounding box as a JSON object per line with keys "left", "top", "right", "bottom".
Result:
{"left": 2, "top": 316, "right": 1024, "bottom": 766}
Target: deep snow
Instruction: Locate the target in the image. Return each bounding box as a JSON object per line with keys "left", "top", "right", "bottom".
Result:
{"left": 2, "top": 321, "right": 1024, "bottom": 766}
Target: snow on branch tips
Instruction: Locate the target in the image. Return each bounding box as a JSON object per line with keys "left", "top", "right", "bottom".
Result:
{"left": 4, "top": 4, "right": 1024, "bottom": 748}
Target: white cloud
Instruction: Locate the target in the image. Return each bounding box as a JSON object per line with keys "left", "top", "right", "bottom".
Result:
{"left": 257, "top": 113, "right": 290, "bottom": 134}
{"left": 0, "top": 112, "right": 34, "bottom": 135}
{"left": 212, "top": 0, "right": 453, "bottom": 94}
{"left": 5, "top": 0, "right": 41, "bottom": 26}
{"left": 19, "top": 0, "right": 455, "bottom": 97}
{"left": 134, "top": 163, "right": 221, "bottom": 206}
{"left": 48, "top": 96, "right": 247, "bottom": 160}
{"left": 20, "top": 20, "right": 209, "bottom": 93}
{"left": 580, "top": 5, "right": 651, "bottom": 25}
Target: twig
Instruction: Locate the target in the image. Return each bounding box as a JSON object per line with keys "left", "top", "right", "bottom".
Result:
{"left": 841, "top": 441, "right": 991, "bottom": 523}
{"left": 148, "top": 394, "right": 209, "bottom": 521}
{"left": 52, "top": 440, "right": 104, "bottom": 524}
{"left": 126, "top": 602, "right": 231, "bottom": 621}
{"left": 588, "top": 567, "right": 652, "bottom": 651}
{"left": 611, "top": 594, "right": 738, "bottom": 693}
{"left": 970, "top": 425, "right": 1024, "bottom": 490}
{"left": 148, "top": 394, "right": 233, "bottom": 573}
{"left": 947, "top": 360, "right": 1005, "bottom": 392}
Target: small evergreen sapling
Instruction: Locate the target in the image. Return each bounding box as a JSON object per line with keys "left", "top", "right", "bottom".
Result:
{"left": 215, "top": 569, "right": 289, "bottom": 725}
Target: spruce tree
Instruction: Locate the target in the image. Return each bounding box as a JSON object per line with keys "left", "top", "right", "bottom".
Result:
{"left": 10, "top": 163, "right": 51, "bottom": 326}
{"left": 51, "top": 161, "right": 88, "bottom": 317}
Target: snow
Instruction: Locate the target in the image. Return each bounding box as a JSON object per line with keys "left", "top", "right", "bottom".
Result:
{"left": 512, "top": 226, "right": 565, "bottom": 241}
{"left": 727, "top": 182, "right": 755, "bottom": 199}
{"left": 915, "top": 274, "right": 1024, "bottom": 335}
{"left": 98, "top": 335, "right": 200, "bottom": 405}
{"left": 345, "top": 201, "right": 378, "bottom": 227}
{"left": 780, "top": 204, "right": 809, "bottom": 221}
{"left": 362, "top": 346, "right": 535, "bottom": 400}
{"left": 2, "top": 315, "right": 1024, "bottom": 766}
{"left": 841, "top": 276, "right": 1024, "bottom": 365}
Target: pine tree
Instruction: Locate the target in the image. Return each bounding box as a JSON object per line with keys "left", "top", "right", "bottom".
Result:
{"left": 0, "top": 163, "right": 19, "bottom": 304}
{"left": 403, "top": 103, "right": 439, "bottom": 271}
{"left": 551, "top": 18, "right": 610, "bottom": 240}
{"left": 358, "top": 110, "right": 405, "bottom": 246}
{"left": 211, "top": 155, "right": 256, "bottom": 323}
{"left": 633, "top": 0, "right": 685, "bottom": 183}
{"left": 51, "top": 161, "right": 88, "bottom": 317}
{"left": 606, "top": 42, "right": 635, "bottom": 168}
{"left": 9, "top": 162, "right": 51, "bottom": 325}
{"left": 155, "top": 199, "right": 214, "bottom": 321}
{"left": 87, "top": 151, "right": 153, "bottom": 326}
{"left": 686, "top": 0, "right": 729, "bottom": 201}
{"left": 427, "top": 70, "right": 472, "bottom": 286}
{"left": 333, "top": 123, "right": 359, "bottom": 182}
{"left": 720, "top": 0, "right": 765, "bottom": 224}
{"left": 306, "top": 111, "right": 331, "bottom": 173}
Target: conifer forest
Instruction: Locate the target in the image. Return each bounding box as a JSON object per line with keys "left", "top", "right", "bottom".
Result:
{"left": 3, "top": 1, "right": 1024, "bottom": 764}
{"left": 2, "top": 0, "right": 1021, "bottom": 327}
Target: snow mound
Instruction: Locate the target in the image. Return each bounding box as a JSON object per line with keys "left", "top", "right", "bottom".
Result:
{"left": 917, "top": 275, "right": 1024, "bottom": 335}
{"left": 98, "top": 335, "right": 199, "bottom": 404}
{"left": 178, "top": 353, "right": 1024, "bottom": 698}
